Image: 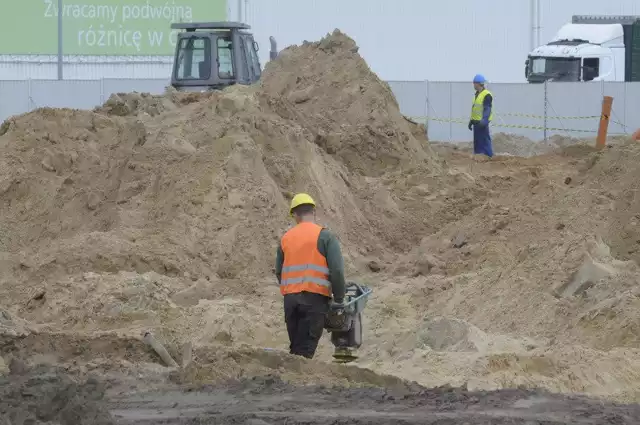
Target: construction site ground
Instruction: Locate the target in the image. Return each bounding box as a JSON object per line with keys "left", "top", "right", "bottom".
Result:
{"left": 4, "top": 364, "right": 640, "bottom": 425}
{"left": 3, "top": 30, "right": 640, "bottom": 424}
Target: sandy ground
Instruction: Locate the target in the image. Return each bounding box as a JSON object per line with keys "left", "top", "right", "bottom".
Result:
{"left": 109, "top": 383, "right": 640, "bottom": 424}
{"left": 4, "top": 364, "right": 640, "bottom": 425}
{"left": 2, "top": 29, "right": 640, "bottom": 424}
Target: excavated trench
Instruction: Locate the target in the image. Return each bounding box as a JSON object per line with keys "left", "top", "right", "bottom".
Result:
{"left": 4, "top": 365, "right": 640, "bottom": 425}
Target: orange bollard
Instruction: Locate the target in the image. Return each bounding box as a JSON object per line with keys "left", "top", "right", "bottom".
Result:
{"left": 633, "top": 128, "right": 640, "bottom": 141}
{"left": 596, "top": 96, "right": 613, "bottom": 149}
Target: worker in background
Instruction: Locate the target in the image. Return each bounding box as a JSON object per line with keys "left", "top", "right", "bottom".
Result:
{"left": 468, "top": 74, "right": 494, "bottom": 157}
{"left": 275, "top": 193, "right": 347, "bottom": 359}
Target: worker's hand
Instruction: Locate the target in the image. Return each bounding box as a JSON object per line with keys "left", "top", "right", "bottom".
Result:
{"left": 478, "top": 119, "right": 488, "bottom": 128}
{"left": 467, "top": 120, "right": 473, "bottom": 131}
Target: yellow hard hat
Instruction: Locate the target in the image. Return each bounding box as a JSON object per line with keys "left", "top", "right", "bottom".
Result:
{"left": 289, "top": 193, "right": 316, "bottom": 215}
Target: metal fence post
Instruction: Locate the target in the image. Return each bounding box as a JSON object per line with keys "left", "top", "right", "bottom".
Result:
{"left": 543, "top": 80, "right": 548, "bottom": 141}
{"left": 27, "top": 78, "right": 32, "bottom": 110}
{"left": 600, "top": 79, "right": 606, "bottom": 134}
{"left": 623, "top": 80, "right": 628, "bottom": 134}
{"left": 448, "top": 82, "right": 452, "bottom": 142}
{"left": 100, "top": 78, "right": 105, "bottom": 105}
{"left": 57, "top": 0, "right": 63, "bottom": 80}
{"left": 423, "top": 80, "right": 428, "bottom": 119}
{"left": 424, "top": 79, "right": 429, "bottom": 139}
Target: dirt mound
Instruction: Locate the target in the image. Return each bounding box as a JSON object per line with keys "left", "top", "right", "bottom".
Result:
{"left": 95, "top": 88, "right": 214, "bottom": 117}
{"left": 260, "top": 29, "right": 436, "bottom": 175}
{"left": 97, "top": 92, "right": 178, "bottom": 117}
{"left": 358, "top": 139, "right": 640, "bottom": 401}
{"left": 0, "top": 30, "right": 452, "bottom": 395}
{"left": 0, "top": 31, "right": 444, "bottom": 288}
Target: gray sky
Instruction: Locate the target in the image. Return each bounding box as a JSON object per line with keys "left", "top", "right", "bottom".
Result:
{"left": 241, "top": 0, "right": 640, "bottom": 82}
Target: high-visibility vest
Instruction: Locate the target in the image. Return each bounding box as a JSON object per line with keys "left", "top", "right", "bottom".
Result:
{"left": 470, "top": 89, "right": 494, "bottom": 122}
{"left": 280, "top": 222, "right": 331, "bottom": 297}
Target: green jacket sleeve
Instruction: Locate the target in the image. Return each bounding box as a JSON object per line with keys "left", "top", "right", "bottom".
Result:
{"left": 275, "top": 245, "right": 284, "bottom": 284}
{"left": 318, "top": 228, "right": 346, "bottom": 302}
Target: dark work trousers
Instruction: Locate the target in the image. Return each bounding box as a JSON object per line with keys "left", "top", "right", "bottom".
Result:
{"left": 473, "top": 123, "right": 494, "bottom": 157}
{"left": 283, "top": 291, "right": 330, "bottom": 359}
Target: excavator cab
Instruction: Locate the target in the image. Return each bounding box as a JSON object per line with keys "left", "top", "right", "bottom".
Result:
{"left": 170, "top": 22, "right": 266, "bottom": 92}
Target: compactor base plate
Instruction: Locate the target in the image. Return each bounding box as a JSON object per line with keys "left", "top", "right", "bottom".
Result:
{"left": 332, "top": 348, "right": 358, "bottom": 363}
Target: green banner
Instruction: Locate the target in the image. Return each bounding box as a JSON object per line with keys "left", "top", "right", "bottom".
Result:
{"left": 1, "top": 0, "right": 227, "bottom": 55}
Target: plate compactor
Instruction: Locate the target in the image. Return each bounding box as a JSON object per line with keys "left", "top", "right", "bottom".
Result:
{"left": 324, "top": 282, "right": 373, "bottom": 363}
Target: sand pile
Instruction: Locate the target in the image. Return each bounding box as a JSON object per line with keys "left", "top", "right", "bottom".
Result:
{"left": 351, "top": 140, "right": 640, "bottom": 401}
{"left": 260, "top": 30, "right": 434, "bottom": 175}
{"left": 0, "top": 31, "right": 440, "bottom": 288}
{"left": 0, "top": 30, "right": 451, "bottom": 390}
{"left": 3, "top": 29, "right": 640, "bottom": 405}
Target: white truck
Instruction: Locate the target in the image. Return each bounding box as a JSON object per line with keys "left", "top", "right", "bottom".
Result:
{"left": 525, "top": 15, "right": 640, "bottom": 83}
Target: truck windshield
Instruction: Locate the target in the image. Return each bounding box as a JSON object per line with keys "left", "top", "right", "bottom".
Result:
{"left": 528, "top": 57, "right": 580, "bottom": 82}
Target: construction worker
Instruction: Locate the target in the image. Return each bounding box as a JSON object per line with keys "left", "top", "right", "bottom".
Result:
{"left": 275, "top": 193, "right": 346, "bottom": 359}
{"left": 468, "top": 74, "right": 494, "bottom": 157}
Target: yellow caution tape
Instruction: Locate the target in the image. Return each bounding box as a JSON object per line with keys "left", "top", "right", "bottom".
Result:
{"left": 409, "top": 116, "right": 597, "bottom": 133}
{"left": 496, "top": 112, "right": 599, "bottom": 120}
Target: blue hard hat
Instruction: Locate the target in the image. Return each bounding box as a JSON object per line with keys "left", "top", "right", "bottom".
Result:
{"left": 473, "top": 74, "right": 486, "bottom": 84}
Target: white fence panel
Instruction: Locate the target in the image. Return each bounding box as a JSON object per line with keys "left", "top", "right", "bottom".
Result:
{"left": 29, "top": 80, "right": 102, "bottom": 111}
{"left": 620, "top": 83, "right": 640, "bottom": 137}
{"left": 425, "top": 81, "right": 452, "bottom": 141}
{"left": 0, "top": 81, "right": 31, "bottom": 121}
{"left": 545, "top": 82, "right": 602, "bottom": 138}
{"left": 491, "top": 83, "right": 545, "bottom": 141}
{"left": 450, "top": 81, "right": 471, "bottom": 142}
{"left": 102, "top": 78, "right": 169, "bottom": 102}
{"left": 1, "top": 79, "right": 639, "bottom": 143}
{"left": 603, "top": 82, "right": 628, "bottom": 136}
{"left": 387, "top": 81, "right": 427, "bottom": 118}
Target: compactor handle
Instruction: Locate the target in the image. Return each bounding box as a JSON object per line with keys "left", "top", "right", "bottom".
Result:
{"left": 343, "top": 282, "right": 372, "bottom": 309}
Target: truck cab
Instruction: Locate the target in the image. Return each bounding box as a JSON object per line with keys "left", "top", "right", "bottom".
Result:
{"left": 525, "top": 15, "right": 640, "bottom": 83}
{"left": 170, "top": 22, "right": 263, "bottom": 92}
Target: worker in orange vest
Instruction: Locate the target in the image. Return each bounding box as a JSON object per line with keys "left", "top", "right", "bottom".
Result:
{"left": 275, "top": 193, "right": 347, "bottom": 359}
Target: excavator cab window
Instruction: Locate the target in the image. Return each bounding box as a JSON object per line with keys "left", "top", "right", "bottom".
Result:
{"left": 170, "top": 22, "right": 270, "bottom": 90}
{"left": 248, "top": 38, "right": 262, "bottom": 78}
{"left": 175, "top": 37, "right": 211, "bottom": 80}
{"left": 237, "top": 37, "right": 250, "bottom": 80}
{"left": 238, "top": 35, "right": 261, "bottom": 82}
{"left": 217, "top": 37, "right": 235, "bottom": 79}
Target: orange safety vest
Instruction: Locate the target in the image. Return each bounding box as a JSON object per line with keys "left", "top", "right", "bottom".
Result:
{"left": 280, "top": 222, "right": 332, "bottom": 297}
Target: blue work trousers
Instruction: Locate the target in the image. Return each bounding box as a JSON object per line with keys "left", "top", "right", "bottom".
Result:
{"left": 473, "top": 123, "right": 493, "bottom": 157}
